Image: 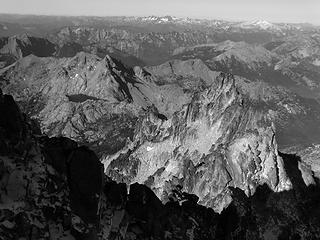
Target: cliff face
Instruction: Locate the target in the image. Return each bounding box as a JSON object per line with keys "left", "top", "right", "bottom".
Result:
{"left": 0, "top": 34, "right": 56, "bottom": 67}
{"left": 0, "top": 90, "right": 72, "bottom": 239}
{"left": 104, "top": 73, "right": 291, "bottom": 212}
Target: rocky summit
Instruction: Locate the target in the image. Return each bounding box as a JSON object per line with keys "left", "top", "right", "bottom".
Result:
{"left": 105, "top": 72, "right": 291, "bottom": 212}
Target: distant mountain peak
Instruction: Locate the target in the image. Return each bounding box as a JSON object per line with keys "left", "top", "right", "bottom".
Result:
{"left": 140, "top": 15, "right": 179, "bottom": 23}
{"left": 238, "top": 19, "right": 282, "bottom": 31}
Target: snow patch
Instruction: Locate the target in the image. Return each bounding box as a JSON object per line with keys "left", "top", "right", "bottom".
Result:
{"left": 312, "top": 59, "right": 320, "bottom": 66}
{"left": 238, "top": 20, "right": 282, "bottom": 31}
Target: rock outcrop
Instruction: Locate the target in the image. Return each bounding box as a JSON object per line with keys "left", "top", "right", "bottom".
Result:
{"left": 0, "top": 91, "right": 72, "bottom": 239}
{"left": 105, "top": 72, "right": 291, "bottom": 212}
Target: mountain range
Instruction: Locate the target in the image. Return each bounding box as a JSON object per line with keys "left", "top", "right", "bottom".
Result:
{"left": 1, "top": 14, "right": 320, "bottom": 240}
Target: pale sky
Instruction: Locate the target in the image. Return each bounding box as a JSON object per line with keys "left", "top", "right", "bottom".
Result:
{"left": 0, "top": 0, "right": 319, "bottom": 24}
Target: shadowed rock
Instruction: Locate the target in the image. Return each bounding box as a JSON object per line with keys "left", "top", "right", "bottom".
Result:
{"left": 0, "top": 88, "right": 26, "bottom": 154}
{"left": 68, "top": 146, "right": 103, "bottom": 224}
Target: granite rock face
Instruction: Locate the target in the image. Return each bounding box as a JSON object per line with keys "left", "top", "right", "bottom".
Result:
{"left": 105, "top": 72, "right": 292, "bottom": 211}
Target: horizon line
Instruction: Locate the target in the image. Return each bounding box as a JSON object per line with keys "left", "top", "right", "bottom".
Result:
{"left": 0, "top": 12, "right": 318, "bottom": 26}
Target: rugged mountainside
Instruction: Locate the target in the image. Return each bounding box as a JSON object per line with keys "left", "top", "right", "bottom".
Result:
{"left": 2, "top": 54, "right": 204, "bottom": 164}
{"left": 49, "top": 27, "right": 212, "bottom": 65}
{"left": 172, "top": 39, "right": 320, "bottom": 150}
{"left": 2, "top": 52, "right": 320, "bottom": 197}
{"left": 0, "top": 33, "right": 146, "bottom": 69}
{"left": 1, "top": 85, "right": 320, "bottom": 240}
{"left": 105, "top": 72, "right": 291, "bottom": 212}
{"left": 145, "top": 58, "right": 320, "bottom": 150}
{"left": 55, "top": 42, "right": 146, "bottom": 67}
{"left": 172, "top": 37, "right": 320, "bottom": 97}
{"left": 236, "top": 80, "right": 320, "bottom": 150}
{"left": 49, "top": 25, "right": 313, "bottom": 66}
{"left": 4, "top": 51, "right": 320, "bottom": 152}
{"left": 1, "top": 54, "right": 293, "bottom": 212}
{"left": 0, "top": 89, "right": 75, "bottom": 239}
{"left": 0, "top": 34, "right": 56, "bottom": 68}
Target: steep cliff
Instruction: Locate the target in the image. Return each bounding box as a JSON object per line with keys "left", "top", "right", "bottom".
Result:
{"left": 104, "top": 72, "right": 291, "bottom": 212}
{"left": 0, "top": 34, "right": 56, "bottom": 67}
